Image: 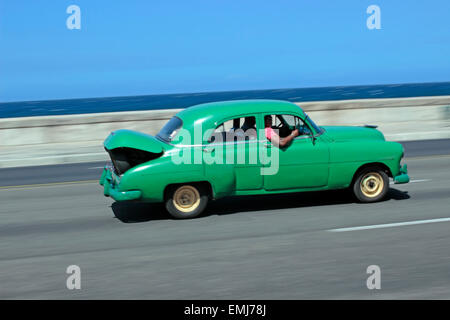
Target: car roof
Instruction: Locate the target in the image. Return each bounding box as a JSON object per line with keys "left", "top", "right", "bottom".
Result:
{"left": 176, "top": 99, "right": 305, "bottom": 128}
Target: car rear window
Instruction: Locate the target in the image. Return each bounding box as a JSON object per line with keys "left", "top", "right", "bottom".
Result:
{"left": 156, "top": 116, "right": 183, "bottom": 142}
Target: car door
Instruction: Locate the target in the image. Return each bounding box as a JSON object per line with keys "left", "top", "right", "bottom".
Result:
{"left": 204, "top": 116, "right": 263, "bottom": 192}
{"left": 261, "top": 113, "right": 330, "bottom": 190}
{"left": 232, "top": 116, "right": 262, "bottom": 190}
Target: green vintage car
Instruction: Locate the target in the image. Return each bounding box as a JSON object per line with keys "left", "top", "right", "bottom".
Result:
{"left": 100, "top": 99, "right": 409, "bottom": 219}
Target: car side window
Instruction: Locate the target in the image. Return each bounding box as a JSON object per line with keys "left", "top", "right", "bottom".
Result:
{"left": 208, "top": 116, "right": 257, "bottom": 143}
{"left": 266, "top": 114, "right": 311, "bottom": 138}
{"left": 282, "top": 115, "right": 296, "bottom": 126}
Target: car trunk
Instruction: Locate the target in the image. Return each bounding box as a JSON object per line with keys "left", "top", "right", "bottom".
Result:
{"left": 106, "top": 147, "right": 163, "bottom": 175}
{"left": 104, "top": 129, "right": 165, "bottom": 175}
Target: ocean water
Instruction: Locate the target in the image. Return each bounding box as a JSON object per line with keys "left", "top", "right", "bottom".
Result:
{"left": 1, "top": 82, "right": 449, "bottom": 118}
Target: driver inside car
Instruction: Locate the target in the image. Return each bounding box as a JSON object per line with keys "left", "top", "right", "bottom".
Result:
{"left": 264, "top": 115, "right": 299, "bottom": 148}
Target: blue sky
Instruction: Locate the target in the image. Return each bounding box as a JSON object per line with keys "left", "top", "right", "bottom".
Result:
{"left": 0, "top": 0, "right": 449, "bottom": 102}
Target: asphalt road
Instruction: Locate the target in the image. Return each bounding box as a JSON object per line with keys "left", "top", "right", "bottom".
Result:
{"left": 1, "top": 138, "right": 449, "bottom": 187}
{"left": 0, "top": 139, "right": 450, "bottom": 299}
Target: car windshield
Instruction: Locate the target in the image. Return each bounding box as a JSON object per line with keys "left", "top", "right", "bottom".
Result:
{"left": 156, "top": 116, "right": 183, "bottom": 143}
{"left": 305, "top": 114, "right": 324, "bottom": 134}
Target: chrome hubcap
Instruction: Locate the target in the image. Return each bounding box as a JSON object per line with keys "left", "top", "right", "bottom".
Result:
{"left": 173, "top": 186, "right": 200, "bottom": 212}
{"left": 360, "top": 172, "right": 384, "bottom": 198}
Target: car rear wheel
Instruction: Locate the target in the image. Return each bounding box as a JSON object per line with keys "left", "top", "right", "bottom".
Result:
{"left": 165, "top": 184, "right": 208, "bottom": 219}
{"left": 352, "top": 167, "right": 389, "bottom": 203}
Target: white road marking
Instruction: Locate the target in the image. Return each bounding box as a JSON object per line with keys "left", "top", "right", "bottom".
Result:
{"left": 88, "top": 166, "right": 105, "bottom": 169}
{"left": 328, "top": 217, "right": 450, "bottom": 232}
{"left": 389, "top": 179, "right": 431, "bottom": 185}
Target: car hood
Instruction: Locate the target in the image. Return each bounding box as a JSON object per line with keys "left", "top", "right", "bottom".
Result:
{"left": 322, "top": 126, "right": 385, "bottom": 142}
{"left": 104, "top": 129, "right": 165, "bottom": 153}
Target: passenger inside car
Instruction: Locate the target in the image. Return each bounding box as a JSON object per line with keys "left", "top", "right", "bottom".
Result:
{"left": 240, "top": 117, "right": 257, "bottom": 140}
{"left": 264, "top": 115, "right": 299, "bottom": 148}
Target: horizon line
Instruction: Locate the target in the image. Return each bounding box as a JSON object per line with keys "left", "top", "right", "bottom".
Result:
{"left": 1, "top": 80, "right": 449, "bottom": 105}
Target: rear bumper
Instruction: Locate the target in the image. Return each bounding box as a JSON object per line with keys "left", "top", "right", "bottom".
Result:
{"left": 99, "top": 166, "right": 142, "bottom": 201}
{"left": 393, "top": 164, "right": 410, "bottom": 184}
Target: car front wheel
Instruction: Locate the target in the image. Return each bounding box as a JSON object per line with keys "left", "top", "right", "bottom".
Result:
{"left": 352, "top": 168, "right": 389, "bottom": 203}
{"left": 165, "top": 184, "right": 208, "bottom": 219}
